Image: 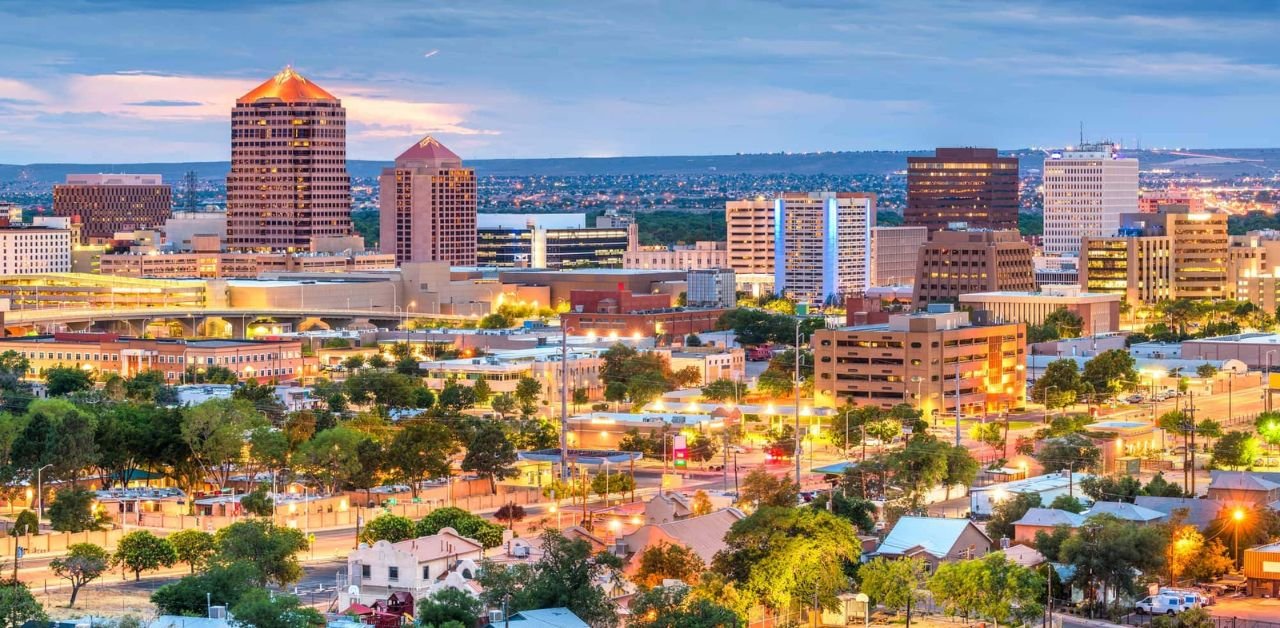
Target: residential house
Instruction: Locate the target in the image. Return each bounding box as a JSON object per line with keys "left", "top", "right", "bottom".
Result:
{"left": 874, "top": 516, "right": 993, "bottom": 572}
{"left": 969, "top": 472, "right": 1092, "bottom": 517}
{"left": 1207, "top": 471, "right": 1280, "bottom": 507}
{"left": 341, "top": 528, "right": 484, "bottom": 610}
{"left": 999, "top": 545, "right": 1047, "bottom": 569}
{"left": 485, "top": 608, "right": 589, "bottom": 628}
{"left": 1011, "top": 508, "right": 1085, "bottom": 544}
{"left": 1134, "top": 496, "right": 1234, "bottom": 530}
{"left": 1085, "top": 501, "right": 1168, "bottom": 524}
{"left": 620, "top": 508, "right": 746, "bottom": 568}
{"left": 643, "top": 492, "right": 693, "bottom": 524}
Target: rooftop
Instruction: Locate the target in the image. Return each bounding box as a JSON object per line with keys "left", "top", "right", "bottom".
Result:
{"left": 1086, "top": 501, "right": 1168, "bottom": 523}
{"left": 877, "top": 516, "right": 984, "bottom": 559}
{"left": 395, "top": 135, "right": 462, "bottom": 165}
{"left": 237, "top": 66, "right": 337, "bottom": 104}
{"left": 1014, "top": 508, "right": 1086, "bottom": 528}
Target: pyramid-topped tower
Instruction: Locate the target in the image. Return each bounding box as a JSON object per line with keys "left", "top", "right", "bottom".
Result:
{"left": 379, "top": 135, "right": 476, "bottom": 266}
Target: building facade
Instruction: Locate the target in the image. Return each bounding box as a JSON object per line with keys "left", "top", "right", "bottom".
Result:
{"left": 0, "top": 274, "right": 206, "bottom": 311}
{"left": 0, "top": 332, "right": 306, "bottom": 382}
{"left": 725, "top": 198, "right": 775, "bottom": 295}
{"left": 99, "top": 250, "right": 395, "bottom": 279}
{"left": 1139, "top": 190, "right": 1204, "bottom": 214}
{"left": 53, "top": 174, "right": 171, "bottom": 244}
{"left": 1079, "top": 205, "right": 1227, "bottom": 304}
{"left": 773, "top": 192, "right": 875, "bottom": 307}
{"left": 226, "top": 67, "right": 352, "bottom": 250}
{"left": 379, "top": 136, "right": 477, "bottom": 266}
{"left": 913, "top": 229, "right": 1035, "bottom": 308}
{"left": 958, "top": 286, "right": 1121, "bottom": 335}
{"left": 686, "top": 268, "right": 736, "bottom": 309}
{"left": 623, "top": 241, "right": 727, "bottom": 271}
{"left": 477, "top": 214, "right": 627, "bottom": 269}
{"left": 0, "top": 223, "right": 73, "bottom": 275}
{"left": 905, "top": 148, "right": 1019, "bottom": 232}
{"left": 812, "top": 308, "right": 1026, "bottom": 416}
{"left": 1042, "top": 144, "right": 1139, "bottom": 256}
{"left": 872, "top": 226, "right": 928, "bottom": 287}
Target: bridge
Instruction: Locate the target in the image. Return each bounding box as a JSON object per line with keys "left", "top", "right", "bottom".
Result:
{"left": 1, "top": 307, "right": 477, "bottom": 338}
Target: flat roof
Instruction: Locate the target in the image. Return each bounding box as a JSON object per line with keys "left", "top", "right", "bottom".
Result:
{"left": 519, "top": 449, "right": 642, "bottom": 466}
{"left": 959, "top": 291, "right": 1118, "bottom": 301}
{"left": 1185, "top": 332, "right": 1280, "bottom": 345}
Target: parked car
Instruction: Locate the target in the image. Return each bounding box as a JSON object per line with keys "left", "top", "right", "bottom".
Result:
{"left": 1135, "top": 594, "right": 1191, "bottom": 615}
{"left": 1125, "top": 394, "right": 1145, "bottom": 404}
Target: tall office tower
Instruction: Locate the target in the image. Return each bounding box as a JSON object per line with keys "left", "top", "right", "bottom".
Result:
{"left": 379, "top": 136, "right": 477, "bottom": 266}
{"left": 725, "top": 198, "right": 776, "bottom": 296}
{"left": 53, "top": 174, "right": 171, "bottom": 244}
{"left": 226, "top": 66, "right": 351, "bottom": 251}
{"left": 871, "top": 226, "right": 928, "bottom": 286}
{"left": 905, "top": 148, "right": 1019, "bottom": 232}
{"left": 1042, "top": 143, "right": 1138, "bottom": 256}
{"left": 913, "top": 229, "right": 1036, "bottom": 309}
{"left": 1079, "top": 204, "right": 1228, "bottom": 304}
{"left": 773, "top": 192, "right": 875, "bottom": 307}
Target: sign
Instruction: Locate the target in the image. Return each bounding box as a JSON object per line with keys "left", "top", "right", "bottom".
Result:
{"left": 672, "top": 435, "right": 688, "bottom": 468}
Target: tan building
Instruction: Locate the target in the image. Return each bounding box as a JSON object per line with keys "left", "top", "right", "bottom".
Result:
{"left": 623, "top": 241, "right": 727, "bottom": 271}
{"left": 53, "top": 174, "right": 171, "bottom": 244}
{"left": 913, "top": 229, "right": 1035, "bottom": 308}
{"left": 812, "top": 308, "right": 1026, "bottom": 416}
{"left": 0, "top": 222, "right": 73, "bottom": 275}
{"left": 100, "top": 250, "right": 395, "bottom": 279}
{"left": 226, "top": 67, "right": 352, "bottom": 251}
{"left": 958, "top": 285, "right": 1121, "bottom": 335}
{"left": 379, "top": 136, "right": 477, "bottom": 266}
{"left": 725, "top": 198, "right": 775, "bottom": 295}
{"left": 656, "top": 346, "right": 745, "bottom": 385}
{"left": 1079, "top": 205, "right": 1227, "bottom": 304}
{"left": 340, "top": 529, "right": 485, "bottom": 610}
{"left": 1139, "top": 190, "right": 1204, "bottom": 214}
{"left": 0, "top": 332, "right": 307, "bottom": 382}
{"left": 872, "top": 226, "right": 927, "bottom": 287}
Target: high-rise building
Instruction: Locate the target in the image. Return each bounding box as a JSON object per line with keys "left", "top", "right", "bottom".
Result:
{"left": 913, "top": 229, "right": 1035, "bottom": 308}
{"left": 905, "top": 148, "right": 1019, "bottom": 232}
{"left": 1042, "top": 143, "right": 1138, "bottom": 256}
{"left": 379, "top": 136, "right": 477, "bottom": 266}
{"left": 773, "top": 192, "right": 875, "bottom": 307}
{"left": 687, "top": 268, "right": 737, "bottom": 309}
{"left": 871, "top": 226, "right": 928, "bottom": 286}
{"left": 725, "top": 198, "right": 776, "bottom": 296}
{"left": 812, "top": 307, "right": 1026, "bottom": 415}
{"left": 226, "top": 67, "right": 351, "bottom": 251}
{"left": 53, "top": 174, "right": 171, "bottom": 244}
{"left": 1079, "top": 204, "right": 1228, "bottom": 304}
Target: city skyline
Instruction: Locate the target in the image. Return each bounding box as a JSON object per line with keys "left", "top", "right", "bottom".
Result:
{"left": 3, "top": 1, "right": 1280, "bottom": 163}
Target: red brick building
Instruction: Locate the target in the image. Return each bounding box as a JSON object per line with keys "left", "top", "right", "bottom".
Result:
{"left": 569, "top": 289, "right": 671, "bottom": 314}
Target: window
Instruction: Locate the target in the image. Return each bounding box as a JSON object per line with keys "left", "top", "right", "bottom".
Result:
{"left": 388, "top": 566, "right": 399, "bottom": 581}
{"left": 360, "top": 564, "right": 370, "bottom": 578}
{"left": 422, "top": 565, "right": 430, "bottom": 580}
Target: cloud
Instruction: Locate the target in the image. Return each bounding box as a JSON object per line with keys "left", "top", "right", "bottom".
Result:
{"left": 123, "top": 99, "right": 204, "bottom": 107}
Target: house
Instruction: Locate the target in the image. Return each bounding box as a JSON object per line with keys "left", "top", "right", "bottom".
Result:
{"left": 620, "top": 508, "right": 746, "bottom": 567}
{"left": 999, "top": 544, "right": 1047, "bottom": 569}
{"left": 874, "top": 516, "right": 993, "bottom": 571}
{"left": 644, "top": 492, "right": 693, "bottom": 524}
{"left": 1085, "top": 501, "right": 1168, "bottom": 524}
{"left": 485, "top": 607, "right": 589, "bottom": 628}
{"left": 1011, "top": 508, "right": 1085, "bottom": 544}
{"left": 1207, "top": 471, "right": 1280, "bottom": 507}
{"left": 1133, "top": 496, "right": 1234, "bottom": 530}
{"left": 340, "top": 527, "right": 485, "bottom": 610}
{"left": 969, "top": 472, "right": 1092, "bottom": 517}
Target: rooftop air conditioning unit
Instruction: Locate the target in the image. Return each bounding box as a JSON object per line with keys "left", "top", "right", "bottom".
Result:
{"left": 209, "top": 605, "right": 228, "bottom": 619}
{"left": 488, "top": 609, "right": 505, "bottom": 623}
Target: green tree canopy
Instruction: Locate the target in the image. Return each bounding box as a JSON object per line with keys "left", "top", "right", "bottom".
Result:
{"left": 476, "top": 530, "right": 622, "bottom": 627}
{"left": 1031, "top": 359, "right": 1080, "bottom": 409}
{"left": 859, "top": 556, "right": 927, "bottom": 625}
{"left": 112, "top": 530, "right": 177, "bottom": 581}
{"left": 168, "top": 529, "right": 215, "bottom": 573}
{"left": 213, "top": 520, "right": 308, "bottom": 587}
{"left": 462, "top": 421, "right": 519, "bottom": 493}
{"left": 387, "top": 421, "right": 457, "bottom": 498}
{"left": 229, "top": 589, "right": 325, "bottom": 628}
{"left": 416, "top": 588, "right": 482, "bottom": 627}
{"left": 360, "top": 514, "right": 416, "bottom": 544}
{"left": 50, "top": 543, "right": 109, "bottom": 607}
{"left": 628, "top": 586, "right": 738, "bottom": 628}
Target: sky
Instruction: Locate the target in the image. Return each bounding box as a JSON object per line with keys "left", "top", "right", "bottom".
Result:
{"left": 1, "top": 0, "right": 1279, "bottom": 163}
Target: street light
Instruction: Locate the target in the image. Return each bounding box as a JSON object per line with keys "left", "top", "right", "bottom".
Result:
{"left": 36, "top": 463, "right": 53, "bottom": 519}
{"left": 1233, "top": 507, "right": 1246, "bottom": 570}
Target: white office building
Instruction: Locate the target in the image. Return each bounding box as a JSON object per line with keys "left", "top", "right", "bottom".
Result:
{"left": 1042, "top": 143, "right": 1139, "bottom": 256}
{"left": 772, "top": 192, "right": 875, "bottom": 307}
{"left": 0, "top": 218, "right": 73, "bottom": 275}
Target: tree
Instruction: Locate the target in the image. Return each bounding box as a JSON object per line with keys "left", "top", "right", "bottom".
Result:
{"left": 462, "top": 421, "right": 519, "bottom": 493}
{"left": 387, "top": 421, "right": 457, "bottom": 497}
{"left": 213, "top": 520, "right": 308, "bottom": 587}
{"left": 1213, "top": 431, "right": 1260, "bottom": 470}
{"left": 1049, "top": 494, "right": 1085, "bottom": 513}
{"left": 10, "top": 510, "right": 38, "bottom": 537}
{"left": 490, "top": 393, "right": 517, "bottom": 419}
{"left": 1061, "top": 514, "right": 1165, "bottom": 609}
{"left": 1036, "top": 433, "right": 1101, "bottom": 473}
{"left": 700, "top": 379, "right": 739, "bottom": 403}
{"left": 590, "top": 471, "right": 636, "bottom": 503}
{"left": 168, "top": 529, "right": 215, "bottom": 573}
{"left": 929, "top": 554, "right": 1044, "bottom": 625}
{"left": 112, "top": 530, "right": 177, "bottom": 581}
{"left": 859, "top": 556, "right": 927, "bottom": 626}
{"left": 635, "top": 541, "right": 705, "bottom": 587}
{"left": 969, "top": 422, "right": 1004, "bottom": 450}
{"left": 47, "top": 487, "right": 105, "bottom": 533}
{"left": 572, "top": 387, "right": 590, "bottom": 412}
{"left": 240, "top": 486, "right": 275, "bottom": 517}
{"left": 1080, "top": 474, "right": 1143, "bottom": 503}
{"left": 366, "top": 354, "right": 389, "bottom": 369}
{"left": 690, "top": 490, "right": 713, "bottom": 517}
{"left": 710, "top": 507, "right": 861, "bottom": 614}
{"left": 416, "top": 588, "right": 482, "bottom": 627}
{"left": 737, "top": 469, "right": 796, "bottom": 508}
{"left": 477, "top": 530, "right": 621, "bottom": 627}
{"left": 295, "top": 426, "right": 368, "bottom": 494}
{"left": 245, "top": 427, "right": 289, "bottom": 485}
{"left": 686, "top": 432, "right": 718, "bottom": 467}
{"left": 0, "top": 578, "right": 47, "bottom": 626}
{"left": 987, "top": 492, "right": 1042, "bottom": 541}
{"left": 1043, "top": 307, "right": 1085, "bottom": 339}
{"left": 229, "top": 589, "right": 324, "bottom": 628}
{"left": 1143, "top": 472, "right": 1186, "bottom": 498}
{"left": 342, "top": 355, "right": 365, "bottom": 371}
{"left": 514, "top": 376, "right": 542, "bottom": 411}
{"left": 1195, "top": 363, "right": 1218, "bottom": 378}
{"left": 124, "top": 370, "right": 176, "bottom": 404}
{"left": 360, "top": 514, "right": 416, "bottom": 544}
{"left": 1255, "top": 412, "right": 1280, "bottom": 449}
{"left": 50, "top": 543, "right": 109, "bottom": 607}
{"left": 416, "top": 507, "right": 506, "bottom": 549}
{"left": 495, "top": 503, "right": 527, "bottom": 529}
{"left": 44, "top": 366, "right": 93, "bottom": 397}
{"left": 151, "top": 561, "right": 259, "bottom": 616}
{"left": 1031, "top": 359, "right": 1080, "bottom": 408}
{"left": 181, "top": 398, "right": 267, "bottom": 490}
{"left": 628, "top": 586, "right": 738, "bottom": 628}
{"left": 1081, "top": 349, "right": 1138, "bottom": 398}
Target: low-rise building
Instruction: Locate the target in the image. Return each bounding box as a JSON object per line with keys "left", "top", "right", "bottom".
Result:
{"left": 0, "top": 332, "right": 306, "bottom": 382}
{"left": 873, "top": 516, "right": 993, "bottom": 570}
{"left": 1207, "top": 471, "right": 1280, "bottom": 506}
{"left": 624, "top": 241, "right": 727, "bottom": 271}
{"left": 970, "top": 472, "right": 1091, "bottom": 517}
{"left": 1011, "top": 508, "right": 1085, "bottom": 543}
{"left": 619, "top": 508, "right": 746, "bottom": 571}
{"left": 686, "top": 268, "right": 737, "bottom": 309}
{"left": 341, "top": 528, "right": 485, "bottom": 610}
{"left": 100, "top": 250, "right": 395, "bottom": 279}
{"left": 958, "top": 285, "right": 1121, "bottom": 335}
{"left": 1084, "top": 501, "right": 1167, "bottom": 524}
{"left": 812, "top": 306, "right": 1026, "bottom": 416}
{"left": 419, "top": 346, "right": 605, "bottom": 404}
{"left": 0, "top": 273, "right": 206, "bottom": 311}
{"left": 657, "top": 346, "right": 745, "bottom": 385}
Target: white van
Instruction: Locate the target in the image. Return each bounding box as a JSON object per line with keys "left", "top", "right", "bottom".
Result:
{"left": 1159, "top": 588, "right": 1210, "bottom": 608}
{"left": 1135, "top": 595, "right": 1190, "bottom": 615}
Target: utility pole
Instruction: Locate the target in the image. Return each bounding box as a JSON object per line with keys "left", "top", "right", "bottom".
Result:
{"left": 559, "top": 318, "right": 569, "bottom": 483}
{"left": 1188, "top": 391, "right": 1197, "bottom": 496}
{"left": 954, "top": 359, "right": 962, "bottom": 447}
{"left": 794, "top": 318, "right": 803, "bottom": 488}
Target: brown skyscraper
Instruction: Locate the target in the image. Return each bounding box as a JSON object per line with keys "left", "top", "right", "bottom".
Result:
{"left": 379, "top": 136, "right": 477, "bottom": 266}
{"left": 906, "top": 148, "right": 1019, "bottom": 232}
{"left": 226, "top": 67, "right": 351, "bottom": 251}
{"left": 53, "top": 174, "right": 171, "bottom": 244}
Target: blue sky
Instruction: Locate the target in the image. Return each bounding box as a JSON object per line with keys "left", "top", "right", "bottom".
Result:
{"left": 1, "top": 0, "right": 1278, "bottom": 163}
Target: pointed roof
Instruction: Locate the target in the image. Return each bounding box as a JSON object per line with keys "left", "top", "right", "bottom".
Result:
{"left": 396, "top": 135, "right": 462, "bottom": 164}
{"left": 237, "top": 66, "right": 337, "bottom": 104}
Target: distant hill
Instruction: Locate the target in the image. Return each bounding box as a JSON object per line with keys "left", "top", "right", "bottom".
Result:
{"left": 4, "top": 147, "right": 1280, "bottom": 183}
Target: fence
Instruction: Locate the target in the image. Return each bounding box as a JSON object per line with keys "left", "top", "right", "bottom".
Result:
{"left": 0, "top": 528, "right": 123, "bottom": 556}
{"left": 1118, "top": 613, "right": 1280, "bottom": 628}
